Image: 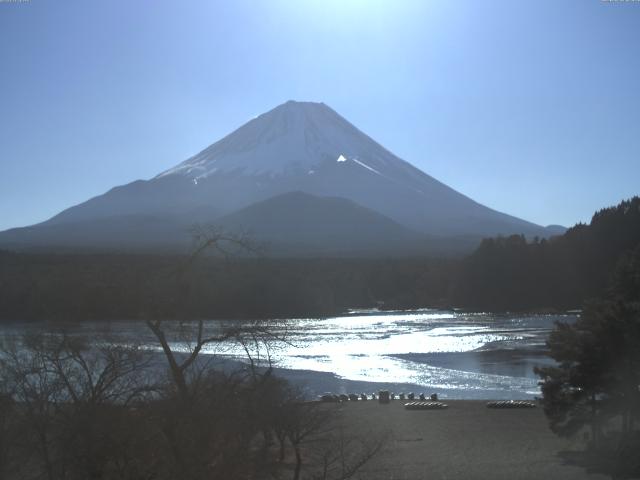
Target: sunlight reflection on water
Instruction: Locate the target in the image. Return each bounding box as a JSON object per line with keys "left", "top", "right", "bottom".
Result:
{"left": 0, "top": 309, "right": 573, "bottom": 398}
{"left": 195, "top": 309, "right": 572, "bottom": 397}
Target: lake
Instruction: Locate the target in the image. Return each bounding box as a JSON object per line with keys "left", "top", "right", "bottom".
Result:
{"left": 0, "top": 309, "right": 572, "bottom": 399}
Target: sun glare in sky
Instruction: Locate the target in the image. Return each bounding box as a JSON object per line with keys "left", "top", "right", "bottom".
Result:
{"left": 0, "top": 0, "right": 639, "bottom": 231}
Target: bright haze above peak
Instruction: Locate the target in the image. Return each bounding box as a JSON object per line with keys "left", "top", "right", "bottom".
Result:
{"left": 2, "top": 1, "right": 639, "bottom": 233}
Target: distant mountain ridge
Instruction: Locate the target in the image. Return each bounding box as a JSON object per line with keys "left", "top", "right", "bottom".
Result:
{"left": 216, "top": 191, "right": 425, "bottom": 256}
{"left": 0, "top": 100, "right": 564, "bottom": 255}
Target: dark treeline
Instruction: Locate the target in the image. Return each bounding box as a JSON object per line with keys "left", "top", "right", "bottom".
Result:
{"left": 1, "top": 197, "right": 638, "bottom": 321}
{"left": 454, "top": 196, "right": 640, "bottom": 311}
{"left": 0, "top": 253, "right": 456, "bottom": 321}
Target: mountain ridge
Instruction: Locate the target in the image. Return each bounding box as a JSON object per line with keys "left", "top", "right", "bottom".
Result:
{"left": 216, "top": 191, "right": 426, "bottom": 256}
{"left": 0, "top": 100, "right": 565, "bottom": 255}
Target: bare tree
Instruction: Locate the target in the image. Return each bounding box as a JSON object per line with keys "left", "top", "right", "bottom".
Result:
{"left": 277, "top": 398, "right": 386, "bottom": 480}
{"left": 138, "top": 225, "right": 384, "bottom": 480}
{"left": 0, "top": 333, "right": 67, "bottom": 480}
{"left": 0, "top": 391, "right": 16, "bottom": 480}
{"left": 286, "top": 401, "right": 334, "bottom": 480}
{"left": 311, "top": 425, "right": 386, "bottom": 480}
{"left": 0, "top": 332, "right": 157, "bottom": 480}
{"left": 146, "top": 225, "right": 268, "bottom": 400}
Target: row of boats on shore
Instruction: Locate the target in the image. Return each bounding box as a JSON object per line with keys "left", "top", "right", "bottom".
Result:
{"left": 320, "top": 391, "right": 439, "bottom": 403}
{"left": 319, "top": 392, "right": 537, "bottom": 409}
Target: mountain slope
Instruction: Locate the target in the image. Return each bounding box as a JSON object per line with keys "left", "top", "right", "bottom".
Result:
{"left": 0, "top": 100, "right": 562, "bottom": 254}
{"left": 0, "top": 214, "right": 190, "bottom": 252}
{"left": 216, "top": 191, "right": 426, "bottom": 255}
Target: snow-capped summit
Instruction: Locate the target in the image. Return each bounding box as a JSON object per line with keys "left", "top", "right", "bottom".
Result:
{"left": 0, "top": 101, "right": 563, "bottom": 254}
{"left": 156, "top": 101, "right": 401, "bottom": 180}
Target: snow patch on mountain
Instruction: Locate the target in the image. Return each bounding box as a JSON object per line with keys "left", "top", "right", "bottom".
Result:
{"left": 155, "top": 101, "right": 403, "bottom": 180}
{"left": 0, "top": 99, "right": 554, "bottom": 247}
{"left": 352, "top": 157, "right": 381, "bottom": 175}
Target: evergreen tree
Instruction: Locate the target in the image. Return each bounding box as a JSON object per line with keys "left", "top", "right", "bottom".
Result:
{"left": 536, "top": 247, "right": 640, "bottom": 477}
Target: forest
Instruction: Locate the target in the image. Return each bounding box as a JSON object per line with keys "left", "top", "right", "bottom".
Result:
{"left": 0, "top": 197, "right": 638, "bottom": 322}
{"left": 454, "top": 196, "right": 640, "bottom": 311}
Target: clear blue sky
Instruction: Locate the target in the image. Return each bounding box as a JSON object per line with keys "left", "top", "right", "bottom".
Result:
{"left": 1, "top": 0, "right": 639, "bottom": 231}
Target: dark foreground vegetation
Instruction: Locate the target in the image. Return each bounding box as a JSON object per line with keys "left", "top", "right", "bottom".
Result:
{"left": 0, "top": 197, "right": 638, "bottom": 480}
{"left": 534, "top": 202, "right": 640, "bottom": 479}
{"left": 0, "top": 321, "right": 384, "bottom": 480}
{"left": 1, "top": 197, "right": 639, "bottom": 321}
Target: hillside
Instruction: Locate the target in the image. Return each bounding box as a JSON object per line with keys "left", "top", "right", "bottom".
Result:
{"left": 0, "top": 101, "right": 560, "bottom": 255}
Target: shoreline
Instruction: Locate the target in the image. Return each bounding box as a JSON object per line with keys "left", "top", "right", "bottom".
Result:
{"left": 333, "top": 400, "right": 606, "bottom": 479}
{"left": 213, "top": 357, "right": 542, "bottom": 400}
{"left": 0, "top": 312, "right": 561, "bottom": 400}
{"left": 0, "top": 306, "right": 581, "bottom": 325}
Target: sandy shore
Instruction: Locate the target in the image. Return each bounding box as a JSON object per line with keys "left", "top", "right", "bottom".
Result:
{"left": 332, "top": 400, "right": 605, "bottom": 480}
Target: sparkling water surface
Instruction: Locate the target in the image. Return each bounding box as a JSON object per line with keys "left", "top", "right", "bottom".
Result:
{"left": 1, "top": 309, "right": 574, "bottom": 399}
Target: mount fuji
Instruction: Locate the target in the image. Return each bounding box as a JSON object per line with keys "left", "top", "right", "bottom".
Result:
{"left": 0, "top": 101, "right": 562, "bottom": 255}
